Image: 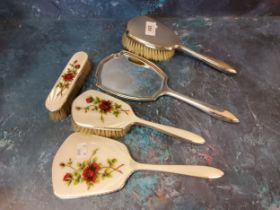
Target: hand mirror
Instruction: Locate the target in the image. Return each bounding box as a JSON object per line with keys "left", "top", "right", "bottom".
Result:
{"left": 52, "top": 133, "right": 224, "bottom": 198}
{"left": 96, "top": 51, "right": 239, "bottom": 123}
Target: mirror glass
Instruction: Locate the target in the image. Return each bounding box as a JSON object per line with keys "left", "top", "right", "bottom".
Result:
{"left": 98, "top": 54, "right": 164, "bottom": 98}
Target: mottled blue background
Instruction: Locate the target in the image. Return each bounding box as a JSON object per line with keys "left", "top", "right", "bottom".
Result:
{"left": 0, "top": 1, "right": 280, "bottom": 210}
{"left": 1, "top": 0, "right": 280, "bottom": 19}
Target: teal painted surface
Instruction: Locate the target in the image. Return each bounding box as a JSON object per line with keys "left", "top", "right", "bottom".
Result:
{"left": 125, "top": 173, "right": 158, "bottom": 201}
{"left": 0, "top": 17, "right": 280, "bottom": 210}
{"left": 1, "top": 0, "right": 280, "bottom": 18}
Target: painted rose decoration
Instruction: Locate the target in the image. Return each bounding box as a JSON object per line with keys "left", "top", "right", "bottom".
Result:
{"left": 75, "top": 96, "right": 129, "bottom": 122}
{"left": 56, "top": 60, "right": 80, "bottom": 96}
{"left": 60, "top": 149, "right": 124, "bottom": 190}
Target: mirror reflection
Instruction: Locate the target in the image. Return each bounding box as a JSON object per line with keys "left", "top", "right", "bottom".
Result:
{"left": 99, "top": 55, "right": 164, "bottom": 98}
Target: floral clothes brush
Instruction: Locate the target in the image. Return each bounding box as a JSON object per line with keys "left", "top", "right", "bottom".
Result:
{"left": 45, "top": 51, "right": 92, "bottom": 121}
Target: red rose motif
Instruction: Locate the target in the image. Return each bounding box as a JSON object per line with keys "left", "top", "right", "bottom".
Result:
{"left": 82, "top": 162, "right": 100, "bottom": 183}
{"left": 63, "top": 173, "right": 72, "bottom": 181}
{"left": 99, "top": 100, "right": 112, "bottom": 113}
{"left": 86, "top": 97, "right": 94, "bottom": 103}
{"left": 62, "top": 73, "right": 75, "bottom": 81}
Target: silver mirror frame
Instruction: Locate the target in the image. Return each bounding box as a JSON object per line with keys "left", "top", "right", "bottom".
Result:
{"left": 96, "top": 50, "right": 169, "bottom": 101}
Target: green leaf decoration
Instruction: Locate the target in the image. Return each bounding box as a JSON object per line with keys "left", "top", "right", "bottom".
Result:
{"left": 67, "top": 158, "right": 72, "bottom": 166}
{"left": 75, "top": 96, "right": 129, "bottom": 122}
{"left": 67, "top": 180, "right": 72, "bottom": 186}
{"left": 61, "top": 148, "right": 124, "bottom": 190}
{"left": 56, "top": 60, "right": 79, "bottom": 96}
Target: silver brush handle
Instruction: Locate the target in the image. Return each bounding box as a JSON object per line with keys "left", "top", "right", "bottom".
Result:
{"left": 135, "top": 163, "right": 224, "bottom": 179}
{"left": 178, "top": 45, "right": 237, "bottom": 74}
{"left": 165, "top": 89, "right": 239, "bottom": 123}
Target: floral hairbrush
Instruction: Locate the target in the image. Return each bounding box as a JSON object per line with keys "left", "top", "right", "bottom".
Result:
{"left": 71, "top": 90, "right": 205, "bottom": 144}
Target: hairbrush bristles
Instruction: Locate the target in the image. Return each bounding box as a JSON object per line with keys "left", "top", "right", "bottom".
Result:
{"left": 45, "top": 52, "right": 92, "bottom": 121}
{"left": 72, "top": 119, "right": 128, "bottom": 137}
{"left": 122, "top": 33, "right": 174, "bottom": 61}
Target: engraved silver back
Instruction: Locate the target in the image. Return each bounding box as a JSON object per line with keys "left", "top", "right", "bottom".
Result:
{"left": 126, "top": 16, "right": 181, "bottom": 50}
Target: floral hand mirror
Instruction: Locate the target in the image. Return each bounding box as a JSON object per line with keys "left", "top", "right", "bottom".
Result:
{"left": 52, "top": 133, "right": 224, "bottom": 199}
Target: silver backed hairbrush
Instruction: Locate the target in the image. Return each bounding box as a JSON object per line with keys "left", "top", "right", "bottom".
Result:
{"left": 122, "top": 16, "right": 237, "bottom": 74}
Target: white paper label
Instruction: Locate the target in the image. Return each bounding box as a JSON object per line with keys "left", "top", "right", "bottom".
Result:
{"left": 76, "top": 143, "right": 88, "bottom": 159}
{"left": 145, "top": 21, "right": 158, "bottom": 36}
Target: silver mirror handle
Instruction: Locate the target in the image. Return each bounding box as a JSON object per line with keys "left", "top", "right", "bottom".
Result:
{"left": 165, "top": 89, "right": 239, "bottom": 123}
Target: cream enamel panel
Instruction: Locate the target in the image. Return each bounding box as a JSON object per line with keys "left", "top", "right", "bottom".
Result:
{"left": 52, "top": 133, "right": 133, "bottom": 199}
{"left": 45, "top": 51, "right": 89, "bottom": 112}
{"left": 72, "top": 90, "right": 134, "bottom": 129}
